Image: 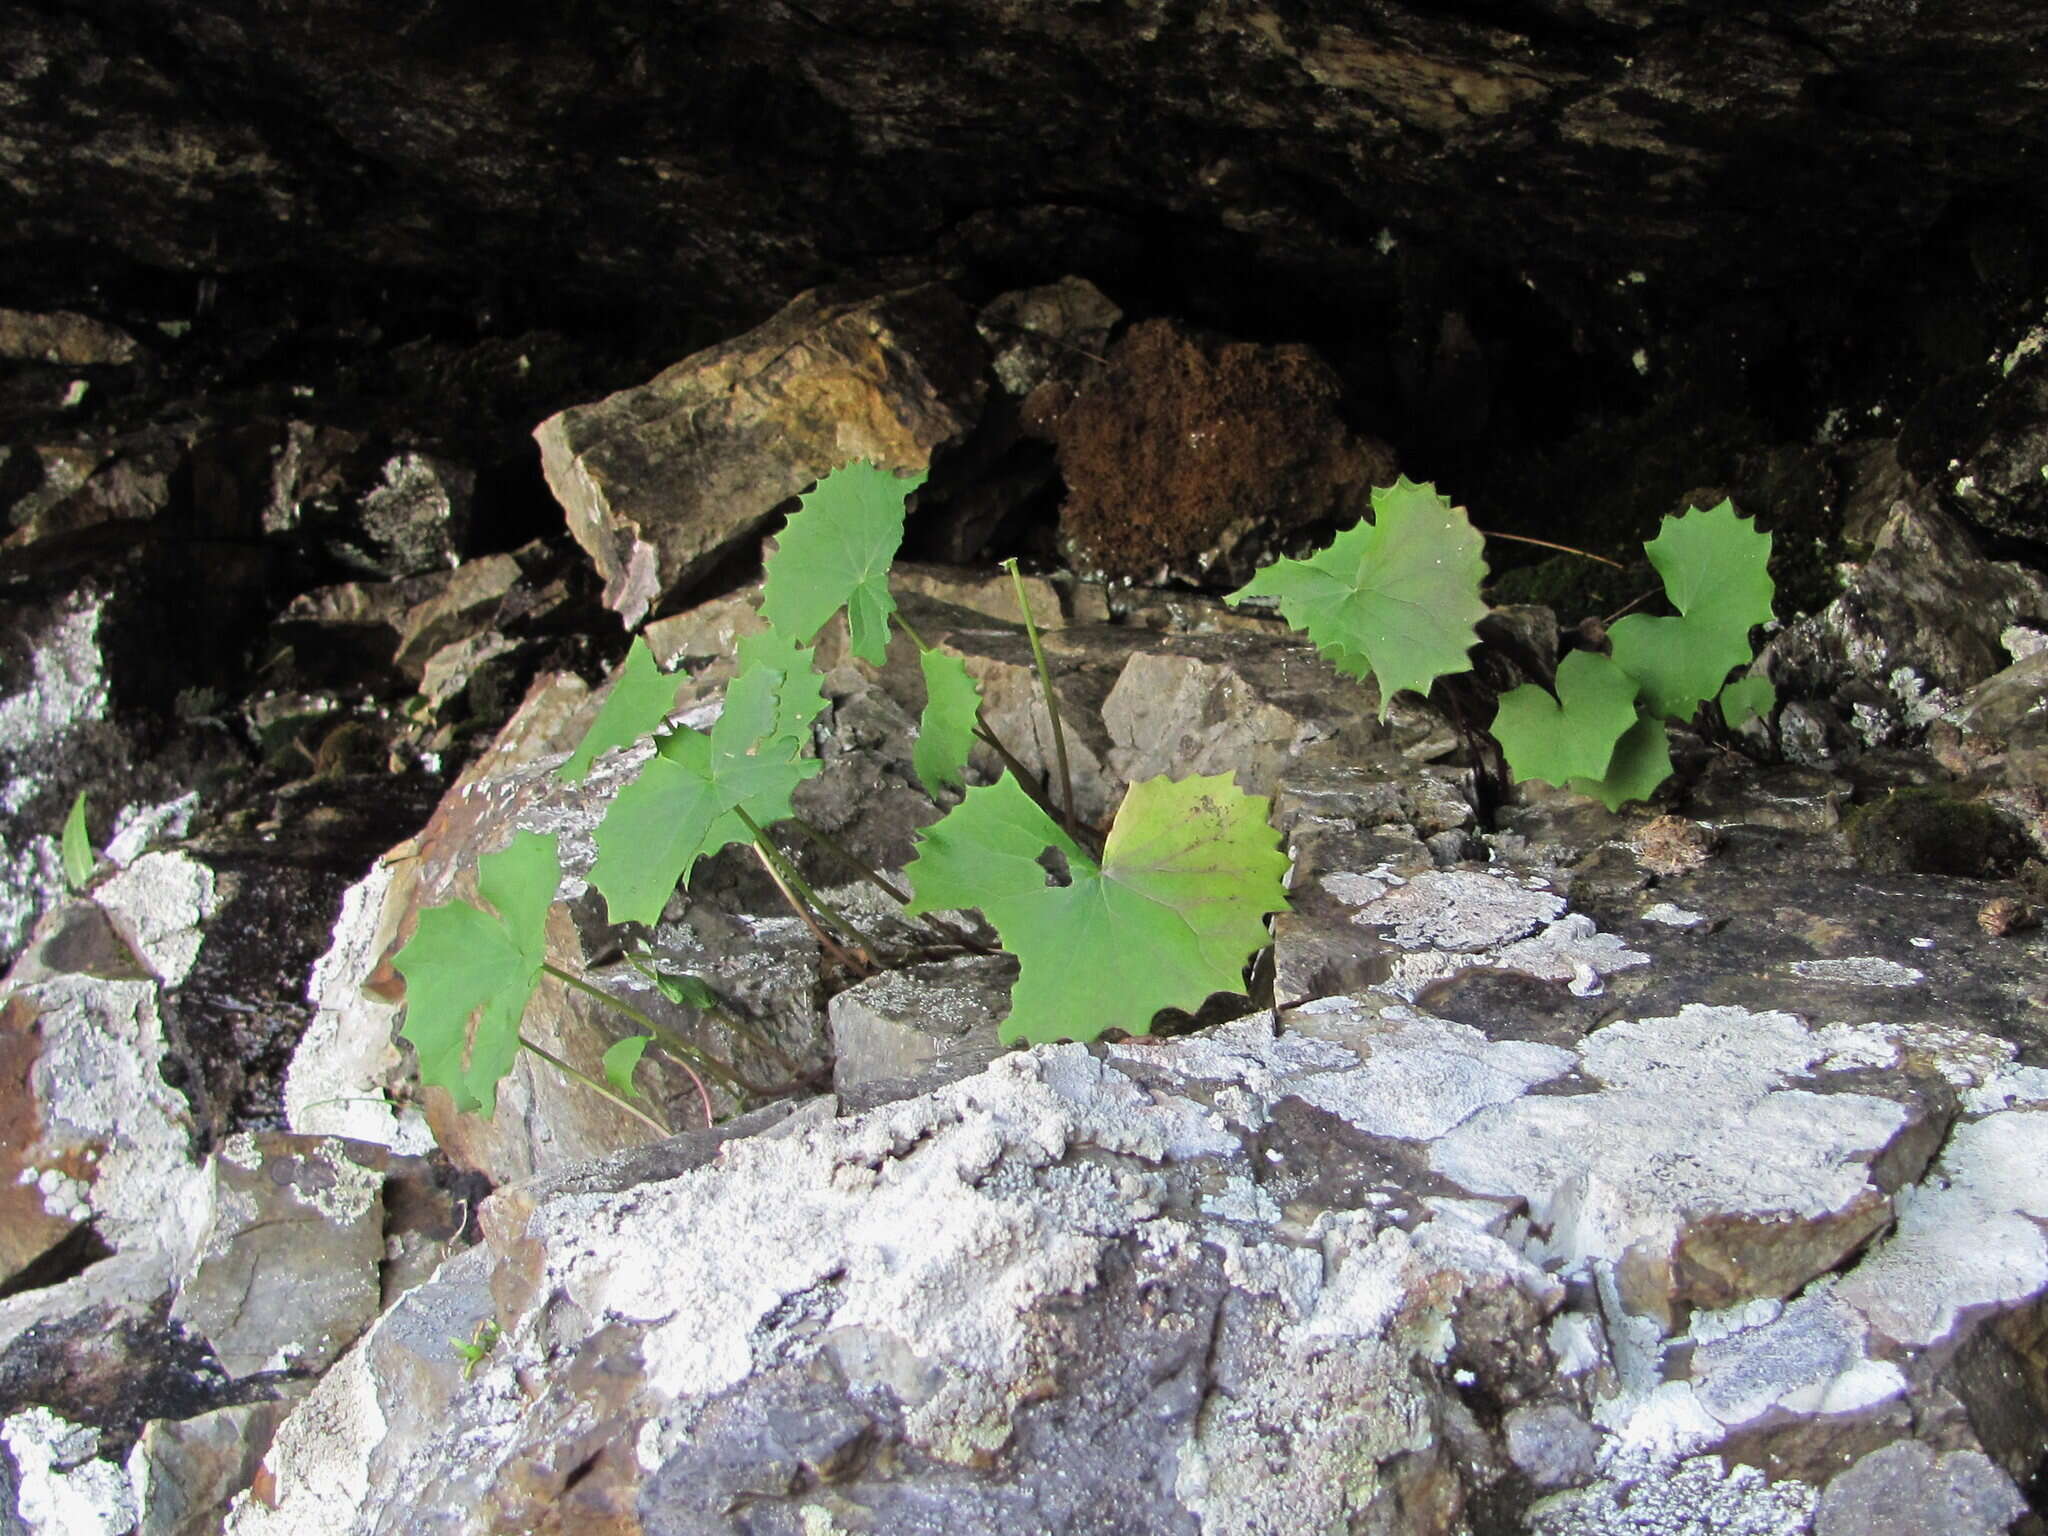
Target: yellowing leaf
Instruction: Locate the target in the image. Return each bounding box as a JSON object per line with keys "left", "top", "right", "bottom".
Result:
{"left": 1226, "top": 478, "right": 1488, "bottom": 719}
{"left": 904, "top": 772, "right": 1290, "bottom": 1044}
{"left": 759, "top": 460, "right": 927, "bottom": 665}
{"left": 1491, "top": 650, "right": 1640, "bottom": 789}
{"left": 393, "top": 830, "right": 559, "bottom": 1116}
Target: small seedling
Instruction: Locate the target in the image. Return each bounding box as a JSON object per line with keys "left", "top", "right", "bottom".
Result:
{"left": 449, "top": 1318, "right": 501, "bottom": 1380}
{"left": 60, "top": 791, "right": 95, "bottom": 890}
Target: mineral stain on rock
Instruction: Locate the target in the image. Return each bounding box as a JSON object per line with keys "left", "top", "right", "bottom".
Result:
{"left": 1054, "top": 319, "right": 1396, "bottom": 587}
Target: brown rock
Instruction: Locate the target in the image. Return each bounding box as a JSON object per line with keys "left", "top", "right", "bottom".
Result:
{"left": 1053, "top": 318, "right": 1396, "bottom": 586}
{"left": 536, "top": 284, "right": 989, "bottom": 627}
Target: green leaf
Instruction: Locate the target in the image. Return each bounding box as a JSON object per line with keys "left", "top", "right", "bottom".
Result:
{"left": 913, "top": 648, "right": 982, "bottom": 800}
{"left": 588, "top": 651, "right": 825, "bottom": 927}
{"left": 560, "top": 638, "right": 684, "bottom": 783}
{"left": 732, "top": 628, "right": 829, "bottom": 756}
{"left": 1609, "top": 501, "right": 1774, "bottom": 720}
{"left": 1225, "top": 477, "right": 1488, "bottom": 720}
{"left": 1569, "top": 713, "right": 1674, "bottom": 811}
{"left": 393, "top": 830, "right": 560, "bottom": 1116}
{"left": 905, "top": 772, "right": 1290, "bottom": 1045}
{"left": 1491, "top": 650, "right": 1641, "bottom": 789}
{"left": 1718, "top": 675, "right": 1776, "bottom": 729}
{"left": 60, "top": 791, "right": 94, "bottom": 890}
{"left": 601, "top": 1035, "right": 651, "bottom": 1100}
{"left": 759, "top": 461, "right": 928, "bottom": 665}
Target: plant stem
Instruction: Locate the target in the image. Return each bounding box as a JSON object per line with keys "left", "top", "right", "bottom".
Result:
{"left": 1003, "top": 558, "right": 1075, "bottom": 828}
{"left": 784, "top": 817, "right": 995, "bottom": 955}
{"left": 1474, "top": 528, "right": 1626, "bottom": 570}
{"left": 542, "top": 962, "right": 750, "bottom": 1098}
{"left": 789, "top": 817, "right": 911, "bottom": 905}
{"left": 734, "top": 808, "right": 876, "bottom": 970}
{"left": 517, "top": 1033, "right": 671, "bottom": 1139}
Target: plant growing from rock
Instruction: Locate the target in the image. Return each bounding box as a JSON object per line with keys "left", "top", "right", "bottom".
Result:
{"left": 1226, "top": 479, "right": 1777, "bottom": 810}
{"left": 394, "top": 465, "right": 1775, "bottom": 1135}
{"left": 394, "top": 462, "right": 1295, "bottom": 1131}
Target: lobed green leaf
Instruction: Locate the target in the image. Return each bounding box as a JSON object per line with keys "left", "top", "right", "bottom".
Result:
{"left": 912, "top": 648, "right": 983, "bottom": 800}
{"left": 588, "top": 639, "right": 826, "bottom": 926}
{"left": 1225, "top": 477, "right": 1488, "bottom": 720}
{"left": 1610, "top": 501, "right": 1774, "bottom": 721}
{"left": 759, "top": 460, "right": 927, "bottom": 665}
{"left": 560, "top": 638, "right": 684, "bottom": 784}
{"left": 1569, "top": 713, "right": 1674, "bottom": 811}
{"left": 393, "top": 830, "right": 560, "bottom": 1116}
{"left": 1491, "top": 650, "right": 1640, "bottom": 789}
{"left": 905, "top": 772, "right": 1290, "bottom": 1045}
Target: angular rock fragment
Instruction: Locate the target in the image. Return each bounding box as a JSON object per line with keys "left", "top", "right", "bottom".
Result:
{"left": 536, "top": 284, "right": 988, "bottom": 627}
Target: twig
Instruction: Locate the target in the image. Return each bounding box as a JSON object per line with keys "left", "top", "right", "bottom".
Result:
{"left": 1475, "top": 527, "right": 1626, "bottom": 570}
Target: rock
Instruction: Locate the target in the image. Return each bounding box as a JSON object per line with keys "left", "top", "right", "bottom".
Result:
{"left": 0, "top": 883, "right": 211, "bottom": 1283}
{"left": 1052, "top": 317, "right": 1397, "bottom": 586}
{"left": 1, "top": 1407, "right": 138, "bottom": 1536}
{"left": 223, "top": 771, "right": 2048, "bottom": 1534}
{"left": 0, "top": 310, "right": 140, "bottom": 368}
{"left": 1815, "top": 1440, "right": 2028, "bottom": 1536}
{"left": 1760, "top": 499, "right": 2048, "bottom": 762}
{"left": 1, "top": 430, "right": 182, "bottom": 551}
{"left": 0, "top": 1248, "right": 235, "bottom": 1475}
{"left": 130, "top": 1402, "right": 292, "bottom": 1536}
{"left": 274, "top": 552, "right": 523, "bottom": 685}
{"left": 975, "top": 276, "right": 1122, "bottom": 402}
{"left": 1505, "top": 1403, "right": 1601, "bottom": 1490}
{"left": 169, "top": 1133, "right": 386, "bottom": 1380}
{"left": 1928, "top": 346, "right": 2048, "bottom": 547}
{"left": 1842, "top": 785, "right": 2030, "bottom": 879}
{"left": 536, "top": 284, "right": 989, "bottom": 627}
{"left": 829, "top": 953, "right": 1013, "bottom": 1111}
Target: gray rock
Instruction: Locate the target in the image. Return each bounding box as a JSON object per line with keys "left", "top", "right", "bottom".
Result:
{"left": 1761, "top": 499, "right": 2048, "bottom": 761}
{"left": 0, "top": 309, "right": 139, "bottom": 367}
{"left": 130, "top": 1401, "right": 292, "bottom": 1536}
{"left": 536, "top": 284, "right": 989, "bottom": 627}
{"left": 1814, "top": 1439, "right": 2026, "bottom": 1536}
{"left": 1505, "top": 1403, "right": 1601, "bottom": 1489}
{"left": 169, "top": 1132, "right": 386, "bottom": 1379}
{"left": 976, "top": 277, "right": 1122, "bottom": 400}
{"left": 829, "top": 953, "right": 1014, "bottom": 1111}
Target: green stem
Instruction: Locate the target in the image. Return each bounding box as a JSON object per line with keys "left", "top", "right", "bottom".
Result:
{"left": 1003, "top": 558, "right": 1074, "bottom": 829}
{"left": 517, "top": 1033, "right": 671, "bottom": 1139}
{"left": 789, "top": 817, "right": 911, "bottom": 905}
{"left": 734, "top": 808, "right": 878, "bottom": 967}
{"left": 542, "top": 962, "right": 750, "bottom": 1097}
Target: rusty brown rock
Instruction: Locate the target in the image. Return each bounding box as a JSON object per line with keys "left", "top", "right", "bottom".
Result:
{"left": 1053, "top": 317, "right": 1396, "bottom": 587}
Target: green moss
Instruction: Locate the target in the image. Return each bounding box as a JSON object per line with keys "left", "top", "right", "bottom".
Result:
{"left": 1842, "top": 786, "right": 2028, "bottom": 879}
